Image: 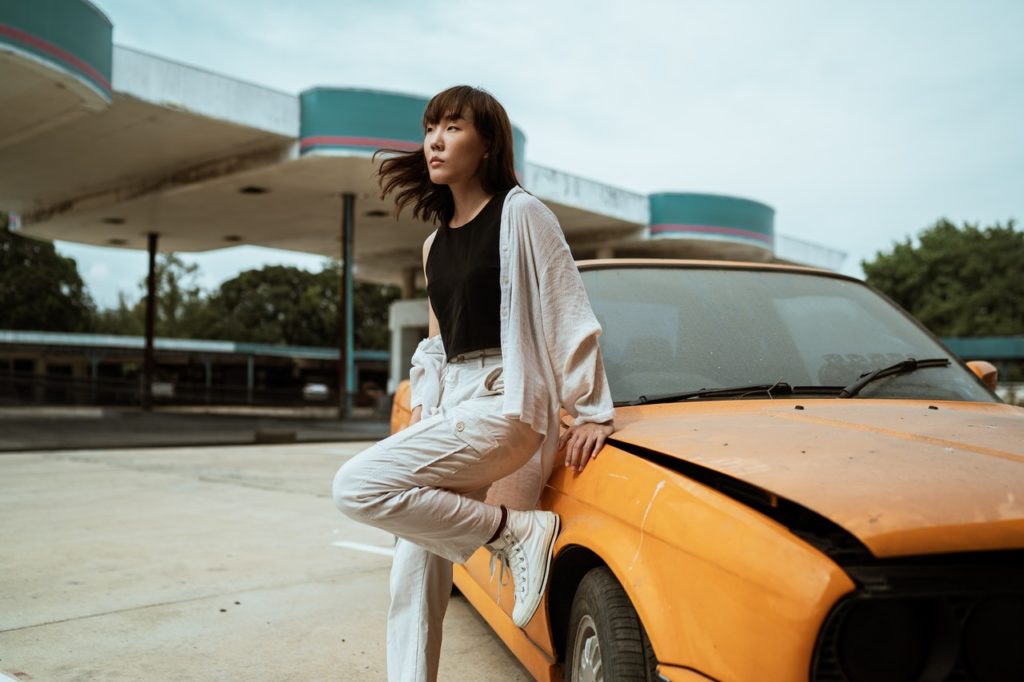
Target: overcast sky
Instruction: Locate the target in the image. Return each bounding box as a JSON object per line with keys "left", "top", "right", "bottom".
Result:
{"left": 62, "top": 0, "right": 1024, "bottom": 308}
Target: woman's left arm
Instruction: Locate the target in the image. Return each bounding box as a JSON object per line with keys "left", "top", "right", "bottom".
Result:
{"left": 525, "top": 197, "right": 617, "bottom": 472}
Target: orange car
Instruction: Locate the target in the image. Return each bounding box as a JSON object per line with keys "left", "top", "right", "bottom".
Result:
{"left": 391, "top": 260, "right": 1024, "bottom": 682}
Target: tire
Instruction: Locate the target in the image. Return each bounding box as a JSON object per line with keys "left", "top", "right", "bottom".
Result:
{"left": 565, "top": 567, "right": 657, "bottom": 682}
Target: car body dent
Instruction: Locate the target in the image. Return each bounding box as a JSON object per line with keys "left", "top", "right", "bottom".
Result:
{"left": 544, "top": 446, "right": 854, "bottom": 681}
{"left": 453, "top": 443, "right": 854, "bottom": 681}
{"left": 610, "top": 400, "right": 1024, "bottom": 558}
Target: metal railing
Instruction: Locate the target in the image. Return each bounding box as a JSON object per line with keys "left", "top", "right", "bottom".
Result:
{"left": 0, "top": 369, "right": 349, "bottom": 407}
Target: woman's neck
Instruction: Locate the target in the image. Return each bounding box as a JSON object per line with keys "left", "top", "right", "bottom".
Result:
{"left": 448, "top": 178, "right": 492, "bottom": 228}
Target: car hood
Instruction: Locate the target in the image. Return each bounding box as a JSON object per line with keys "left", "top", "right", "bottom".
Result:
{"left": 609, "top": 399, "right": 1024, "bottom": 558}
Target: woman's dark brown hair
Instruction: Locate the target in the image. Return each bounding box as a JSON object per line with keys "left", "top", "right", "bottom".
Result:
{"left": 375, "top": 85, "right": 519, "bottom": 226}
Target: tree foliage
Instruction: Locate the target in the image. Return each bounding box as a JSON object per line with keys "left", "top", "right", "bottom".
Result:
{"left": 92, "top": 253, "right": 206, "bottom": 337}
{"left": 201, "top": 265, "right": 339, "bottom": 346}
{"left": 200, "top": 262, "right": 400, "bottom": 349}
{"left": 0, "top": 210, "right": 402, "bottom": 348}
{"left": 862, "top": 219, "right": 1023, "bottom": 337}
{"left": 0, "top": 215, "right": 96, "bottom": 332}
{"left": 92, "top": 258, "right": 401, "bottom": 349}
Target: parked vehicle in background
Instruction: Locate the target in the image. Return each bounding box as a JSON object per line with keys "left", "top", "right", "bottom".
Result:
{"left": 392, "top": 259, "right": 1024, "bottom": 682}
{"left": 302, "top": 381, "right": 330, "bottom": 401}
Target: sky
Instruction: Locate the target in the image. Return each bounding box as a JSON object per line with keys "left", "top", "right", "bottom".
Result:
{"left": 59, "top": 0, "right": 1024, "bottom": 309}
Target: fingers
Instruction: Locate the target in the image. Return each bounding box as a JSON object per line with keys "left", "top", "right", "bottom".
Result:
{"left": 558, "top": 426, "right": 571, "bottom": 450}
{"left": 571, "top": 430, "right": 586, "bottom": 470}
{"left": 562, "top": 426, "right": 607, "bottom": 473}
{"left": 563, "top": 428, "right": 580, "bottom": 470}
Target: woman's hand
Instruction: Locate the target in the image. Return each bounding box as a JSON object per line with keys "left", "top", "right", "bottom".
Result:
{"left": 409, "top": 404, "right": 424, "bottom": 426}
{"left": 558, "top": 420, "right": 615, "bottom": 473}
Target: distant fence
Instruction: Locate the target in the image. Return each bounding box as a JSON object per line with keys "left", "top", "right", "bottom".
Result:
{"left": 0, "top": 368, "right": 383, "bottom": 408}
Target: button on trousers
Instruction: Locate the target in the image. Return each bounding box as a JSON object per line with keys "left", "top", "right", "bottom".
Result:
{"left": 332, "top": 353, "right": 543, "bottom": 682}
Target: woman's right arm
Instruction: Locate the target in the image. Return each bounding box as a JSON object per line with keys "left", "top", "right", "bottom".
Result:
{"left": 407, "top": 233, "right": 440, "bottom": 425}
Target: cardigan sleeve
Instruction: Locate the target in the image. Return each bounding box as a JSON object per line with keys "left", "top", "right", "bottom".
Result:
{"left": 520, "top": 196, "right": 616, "bottom": 426}
{"left": 408, "top": 333, "right": 447, "bottom": 413}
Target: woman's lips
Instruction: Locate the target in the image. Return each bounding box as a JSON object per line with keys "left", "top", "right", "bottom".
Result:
{"left": 430, "top": 159, "right": 444, "bottom": 167}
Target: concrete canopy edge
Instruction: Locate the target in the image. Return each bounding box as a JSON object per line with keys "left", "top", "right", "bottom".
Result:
{"left": 0, "top": 14, "right": 845, "bottom": 272}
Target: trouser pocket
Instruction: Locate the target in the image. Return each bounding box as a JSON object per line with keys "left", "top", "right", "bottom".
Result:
{"left": 410, "top": 406, "right": 499, "bottom": 475}
{"left": 481, "top": 366, "right": 504, "bottom": 396}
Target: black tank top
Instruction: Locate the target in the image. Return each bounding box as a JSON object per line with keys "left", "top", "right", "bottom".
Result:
{"left": 426, "top": 190, "right": 509, "bottom": 361}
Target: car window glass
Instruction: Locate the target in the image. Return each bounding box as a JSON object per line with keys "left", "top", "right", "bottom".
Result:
{"left": 582, "top": 267, "right": 994, "bottom": 404}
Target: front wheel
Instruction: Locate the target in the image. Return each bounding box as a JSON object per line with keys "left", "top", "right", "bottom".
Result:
{"left": 565, "top": 567, "right": 657, "bottom": 682}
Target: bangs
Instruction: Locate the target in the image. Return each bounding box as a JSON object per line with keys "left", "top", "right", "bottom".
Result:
{"left": 422, "top": 86, "right": 481, "bottom": 128}
{"left": 380, "top": 84, "right": 519, "bottom": 226}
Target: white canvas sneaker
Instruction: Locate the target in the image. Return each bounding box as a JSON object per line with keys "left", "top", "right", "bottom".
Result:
{"left": 488, "top": 509, "right": 560, "bottom": 628}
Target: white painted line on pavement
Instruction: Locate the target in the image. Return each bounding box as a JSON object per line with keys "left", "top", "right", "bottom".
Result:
{"left": 332, "top": 540, "right": 395, "bottom": 557}
{"left": 2, "top": 674, "right": 25, "bottom": 682}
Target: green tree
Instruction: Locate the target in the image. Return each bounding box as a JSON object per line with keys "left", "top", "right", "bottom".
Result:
{"left": 862, "top": 219, "right": 1024, "bottom": 337}
{"left": 201, "top": 262, "right": 401, "bottom": 349}
{"left": 92, "top": 291, "right": 144, "bottom": 336}
{"left": 91, "top": 253, "right": 208, "bottom": 337}
{"left": 87, "top": 253, "right": 402, "bottom": 348}
{"left": 0, "top": 213, "right": 96, "bottom": 332}
{"left": 151, "top": 253, "right": 207, "bottom": 337}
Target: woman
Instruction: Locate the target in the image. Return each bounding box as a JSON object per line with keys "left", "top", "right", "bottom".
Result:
{"left": 332, "top": 85, "right": 615, "bottom": 682}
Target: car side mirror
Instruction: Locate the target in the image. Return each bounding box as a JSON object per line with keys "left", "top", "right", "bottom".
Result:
{"left": 966, "top": 360, "right": 998, "bottom": 391}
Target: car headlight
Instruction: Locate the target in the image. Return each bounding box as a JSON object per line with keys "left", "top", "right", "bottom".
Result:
{"left": 834, "top": 597, "right": 957, "bottom": 681}
{"left": 962, "top": 596, "right": 1024, "bottom": 682}
{"left": 812, "top": 555, "right": 1024, "bottom": 682}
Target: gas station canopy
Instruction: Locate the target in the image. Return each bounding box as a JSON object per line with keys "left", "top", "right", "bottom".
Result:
{"left": 1, "top": 0, "right": 845, "bottom": 287}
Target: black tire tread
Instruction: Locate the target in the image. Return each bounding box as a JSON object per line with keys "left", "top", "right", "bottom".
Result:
{"left": 565, "top": 567, "right": 657, "bottom": 682}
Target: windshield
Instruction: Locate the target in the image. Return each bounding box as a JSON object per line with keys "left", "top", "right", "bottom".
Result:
{"left": 580, "top": 267, "right": 995, "bottom": 404}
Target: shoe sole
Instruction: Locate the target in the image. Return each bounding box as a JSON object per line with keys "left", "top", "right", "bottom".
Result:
{"left": 514, "top": 512, "right": 561, "bottom": 628}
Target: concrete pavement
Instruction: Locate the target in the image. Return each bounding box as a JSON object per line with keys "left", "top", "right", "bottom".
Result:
{"left": 0, "top": 442, "right": 530, "bottom": 681}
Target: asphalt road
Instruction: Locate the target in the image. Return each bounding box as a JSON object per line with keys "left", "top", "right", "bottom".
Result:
{"left": 0, "top": 441, "right": 530, "bottom": 681}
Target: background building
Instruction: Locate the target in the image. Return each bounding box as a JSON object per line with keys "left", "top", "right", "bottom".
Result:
{"left": 2, "top": 0, "right": 847, "bottom": 410}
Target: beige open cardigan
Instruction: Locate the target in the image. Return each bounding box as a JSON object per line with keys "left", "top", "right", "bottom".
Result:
{"left": 408, "top": 185, "right": 615, "bottom": 509}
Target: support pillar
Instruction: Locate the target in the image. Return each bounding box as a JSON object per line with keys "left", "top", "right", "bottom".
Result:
{"left": 338, "top": 193, "right": 356, "bottom": 419}
{"left": 199, "top": 354, "right": 213, "bottom": 404}
{"left": 85, "top": 350, "right": 103, "bottom": 405}
{"left": 246, "top": 355, "right": 254, "bottom": 405}
{"left": 32, "top": 357, "right": 46, "bottom": 404}
{"left": 401, "top": 266, "right": 417, "bottom": 299}
{"left": 142, "top": 232, "right": 158, "bottom": 410}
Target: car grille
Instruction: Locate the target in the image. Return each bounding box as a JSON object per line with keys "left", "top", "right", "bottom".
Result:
{"left": 811, "top": 551, "right": 1024, "bottom": 682}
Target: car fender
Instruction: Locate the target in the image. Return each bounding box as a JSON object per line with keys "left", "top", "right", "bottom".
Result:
{"left": 544, "top": 445, "right": 855, "bottom": 681}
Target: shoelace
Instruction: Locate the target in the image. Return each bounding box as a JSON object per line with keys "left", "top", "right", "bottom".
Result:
{"left": 488, "top": 546, "right": 511, "bottom": 606}
{"left": 488, "top": 530, "right": 528, "bottom": 607}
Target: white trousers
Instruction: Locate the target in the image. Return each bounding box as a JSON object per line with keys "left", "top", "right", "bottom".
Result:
{"left": 333, "top": 353, "right": 544, "bottom": 682}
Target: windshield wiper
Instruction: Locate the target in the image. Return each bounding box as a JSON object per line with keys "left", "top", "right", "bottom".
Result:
{"left": 625, "top": 381, "right": 842, "bottom": 406}
{"left": 838, "top": 357, "right": 951, "bottom": 398}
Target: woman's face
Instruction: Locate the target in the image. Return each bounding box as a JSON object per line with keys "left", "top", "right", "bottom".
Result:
{"left": 423, "top": 109, "right": 488, "bottom": 187}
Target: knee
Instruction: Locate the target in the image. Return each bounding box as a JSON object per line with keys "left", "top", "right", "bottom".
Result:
{"left": 332, "top": 456, "right": 372, "bottom": 520}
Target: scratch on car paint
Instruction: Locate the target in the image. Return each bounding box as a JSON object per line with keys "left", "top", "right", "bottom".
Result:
{"left": 606, "top": 473, "right": 629, "bottom": 480}
{"left": 998, "top": 492, "right": 1021, "bottom": 519}
{"left": 630, "top": 480, "right": 666, "bottom": 570}
{"left": 774, "top": 411, "right": 1024, "bottom": 464}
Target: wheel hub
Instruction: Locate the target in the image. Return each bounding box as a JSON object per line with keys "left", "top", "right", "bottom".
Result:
{"left": 572, "top": 614, "right": 603, "bottom": 682}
